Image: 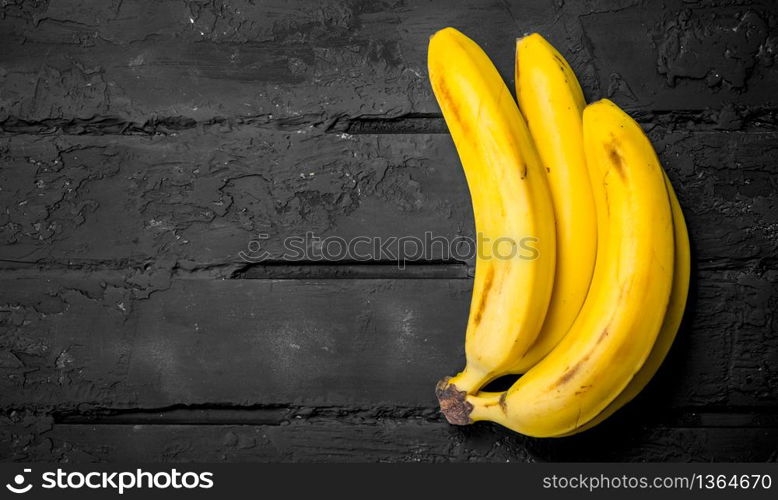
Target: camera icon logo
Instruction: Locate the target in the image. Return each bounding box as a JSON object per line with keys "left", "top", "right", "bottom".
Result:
{"left": 5, "top": 469, "right": 33, "bottom": 494}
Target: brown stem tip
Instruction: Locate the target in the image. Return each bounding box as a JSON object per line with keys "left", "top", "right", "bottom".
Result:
{"left": 435, "top": 377, "right": 473, "bottom": 425}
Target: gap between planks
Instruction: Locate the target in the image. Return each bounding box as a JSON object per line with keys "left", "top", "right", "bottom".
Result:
{"left": 52, "top": 406, "right": 778, "bottom": 428}
{"left": 0, "top": 261, "right": 472, "bottom": 280}
{"left": 232, "top": 261, "right": 471, "bottom": 279}
{"left": 3, "top": 108, "right": 778, "bottom": 137}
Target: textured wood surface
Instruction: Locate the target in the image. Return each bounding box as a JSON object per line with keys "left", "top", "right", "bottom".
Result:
{"left": 1, "top": 0, "right": 777, "bottom": 462}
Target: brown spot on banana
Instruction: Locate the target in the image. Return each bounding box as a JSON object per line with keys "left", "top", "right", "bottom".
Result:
{"left": 556, "top": 363, "right": 582, "bottom": 387}
{"left": 605, "top": 140, "right": 626, "bottom": 180}
{"left": 553, "top": 325, "right": 610, "bottom": 389}
{"left": 552, "top": 53, "right": 567, "bottom": 74}
{"left": 554, "top": 353, "right": 592, "bottom": 388}
{"left": 432, "top": 76, "right": 466, "bottom": 136}
{"left": 499, "top": 392, "right": 508, "bottom": 414}
{"left": 575, "top": 384, "right": 593, "bottom": 396}
{"left": 602, "top": 182, "right": 611, "bottom": 217}
{"left": 473, "top": 265, "right": 495, "bottom": 326}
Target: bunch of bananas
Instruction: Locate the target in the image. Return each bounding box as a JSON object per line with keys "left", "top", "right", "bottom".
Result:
{"left": 431, "top": 28, "right": 690, "bottom": 437}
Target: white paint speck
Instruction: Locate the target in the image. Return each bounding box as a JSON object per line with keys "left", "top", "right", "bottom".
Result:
{"left": 129, "top": 54, "right": 145, "bottom": 67}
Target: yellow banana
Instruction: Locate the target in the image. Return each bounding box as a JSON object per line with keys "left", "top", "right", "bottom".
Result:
{"left": 513, "top": 33, "right": 597, "bottom": 372}
{"left": 558, "top": 172, "right": 690, "bottom": 436}
{"left": 429, "top": 28, "right": 556, "bottom": 401}
{"left": 441, "top": 99, "right": 674, "bottom": 436}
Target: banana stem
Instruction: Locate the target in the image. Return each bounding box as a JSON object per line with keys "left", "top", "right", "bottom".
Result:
{"left": 446, "top": 367, "right": 490, "bottom": 394}
{"left": 435, "top": 368, "right": 493, "bottom": 425}
{"left": 467, "top": 392, "right": 507, "bottom": 424}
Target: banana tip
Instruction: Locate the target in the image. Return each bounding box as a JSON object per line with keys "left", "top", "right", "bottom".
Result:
{"left": 435, "top": 377, "right": 473, "bottom": 425}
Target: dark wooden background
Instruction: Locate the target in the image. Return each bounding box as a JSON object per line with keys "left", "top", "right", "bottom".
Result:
{"left": 1, "top": 0, "right": 777, "bottom": 462}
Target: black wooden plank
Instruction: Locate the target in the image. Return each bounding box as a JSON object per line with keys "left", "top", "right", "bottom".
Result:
{"left": 656, "top": 130, "right": 778, "bottom": 268}
{"left": 0, "top": 276, "right": 468, "bottom": 410}
{"left": 1, "top": 271, "right": 775, "bottom": 412}
{"left": 579, "top": 2, "right": 778, "bottom": 111}
{"left": 2, "top": 419, "right": 776, "bottom": 462}
{"left": 0, "top": 129, "right": 471, "bottom": 266}
{"left": 1, "top": 0, "right": 776, "bottom": 126}
{"left": 1, "top": 129, "right": 775, "bottom": 269}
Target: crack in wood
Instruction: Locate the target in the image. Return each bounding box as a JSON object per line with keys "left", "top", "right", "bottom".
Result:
{"left": 51, "top": 405, "right": 778, "bottom": 428}
{"left": 3, "top": 108, "right": 778, "bottom": 137}
{"left": 231, "top": 261, "right": 471, "bottom": 279}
